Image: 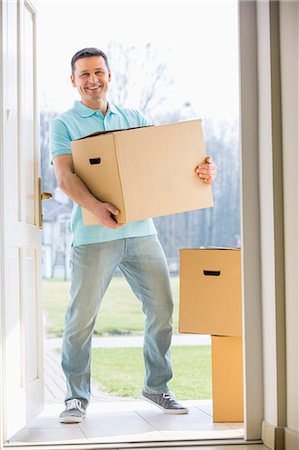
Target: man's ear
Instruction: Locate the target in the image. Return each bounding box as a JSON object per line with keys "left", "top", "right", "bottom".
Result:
{"left": 71, "top": 74, "right": 76, "bottom": 87}
{"left": 108, "top": 72, "right": 112, "bottom": 83}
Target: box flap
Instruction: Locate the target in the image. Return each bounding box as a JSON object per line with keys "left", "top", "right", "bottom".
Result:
{"left": 180, "top": 247, "right": 241, "bottom": 251}
{"left": 74, "top": 125, "right": 153, "bottom": 141}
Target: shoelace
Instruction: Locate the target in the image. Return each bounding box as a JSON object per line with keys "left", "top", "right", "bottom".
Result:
{"left": 162, "top": 392, "right": 175, "bottom": 401}
{"left": 66, "top": 398, "right": 84, "bottom": 411}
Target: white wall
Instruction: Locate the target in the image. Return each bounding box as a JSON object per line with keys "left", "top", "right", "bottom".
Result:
{"left": 239, "top": 1, "right": 264, "bottom": 438}
{"left": 239, "top": 0, "right": 298, "bottom": 438}
{"left": 279, "top": 0, "right": 299, "bottom": 433}
{"left": 257, "top": 0, "right": 279, "bottom": 425}
{"left": 254, "top": 0, "right": 299, "bottom": 434}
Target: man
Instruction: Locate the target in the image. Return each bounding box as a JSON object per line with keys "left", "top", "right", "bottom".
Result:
{"left": 50, "top": 47, "right": 217, "bottom": 424}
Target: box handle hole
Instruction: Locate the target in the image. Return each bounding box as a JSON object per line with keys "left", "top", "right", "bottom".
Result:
{"left": 203, "top": 270, "right": 221, "bottom": 277}
{"left": 89, "top": 157, "right": 101, "bottom": 165}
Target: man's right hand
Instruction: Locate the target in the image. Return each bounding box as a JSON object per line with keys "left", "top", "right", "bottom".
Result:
{"left": 93, "top": 202, "right": 124, "bottom": 229}
{"left": 53, "top": 154, "right": 124, "bottom": 229}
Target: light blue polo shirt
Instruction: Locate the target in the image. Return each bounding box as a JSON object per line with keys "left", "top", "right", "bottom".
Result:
{"left": 49, "top": 100, "right": 157, "bottom": 247}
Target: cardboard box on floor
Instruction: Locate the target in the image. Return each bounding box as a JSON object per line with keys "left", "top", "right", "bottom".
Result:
{"left": 212, "top": 335, "right": 244, "bottom": 422}
{"left": 179, "top": 248, "right": 242, "bottom": 337}
{"left": 178, "top": 248, "right": 243, "bottom": 422}
{"left": 71, "top": 120, "right": 213, "bottom": 225}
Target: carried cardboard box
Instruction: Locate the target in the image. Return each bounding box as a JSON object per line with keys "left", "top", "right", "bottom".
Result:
{"left": 212, "top": 336, "right": 244, "bottom": 422}
{"left": 179, "top": 248, "right": 242, "bottom": 337}
{"left": 71, "top": 120, "right": 213, "bottom": 225}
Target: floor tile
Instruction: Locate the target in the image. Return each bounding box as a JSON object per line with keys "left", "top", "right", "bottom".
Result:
{"left": 9, "top": 399, "right": 246, "bottom": 445}
{"left": 27, "top": 417, "right": 79, "bottom": 429}
{"left": 145, "top": 446, "right": 267, "bottom": 450}
{"left": 226, "top": 421, "right": 244, "bottom": 430}
{"left": 189, "top": 399, "right": 213, "bottom": 416}
{"left": 80, "top": 409, "right": 144, "bottom": 427}
{"left": 158, "top": 428, "right": 244, "bottom": 440}
{"left": 85, "top": 429, "right": 165, "bottom": 443}
{"left": 79, "top": 410, "right": 165, "bottom": 443}
{"left": 8, "top": 426, "right": 87, "bottom": 444}
{"left": 135, "top": 402, "right": 220, "bottom": 429}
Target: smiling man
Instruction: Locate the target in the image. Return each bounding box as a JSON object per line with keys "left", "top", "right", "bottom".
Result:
{"left": 71, "top": 52, "right": 111, "bottom": 116}
{"left": 49, "top": 47, "right": 217, "bottom": 424}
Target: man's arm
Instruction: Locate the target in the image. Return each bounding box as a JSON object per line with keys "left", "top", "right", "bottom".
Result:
{"left": 53, "top": 154, "right": 123, "bottom": 229}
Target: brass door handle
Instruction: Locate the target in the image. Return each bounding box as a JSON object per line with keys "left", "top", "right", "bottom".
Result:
{"left": 41, "top": 192, "right": 53, "bottom": 201}
{"left": 38, "top": 177, "right": 52, "bottom": 228}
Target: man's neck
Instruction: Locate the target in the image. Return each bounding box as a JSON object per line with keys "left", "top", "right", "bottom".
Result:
{"left": 81, "top": 98, "right": 108, "bottom": 116}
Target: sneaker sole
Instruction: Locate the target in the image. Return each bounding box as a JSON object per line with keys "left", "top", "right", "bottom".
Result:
{"left": 141, "top": 394, "right": 189, "bottom": 414}
{"left": 59, "top": 415, "right": 86, "bottom": 424}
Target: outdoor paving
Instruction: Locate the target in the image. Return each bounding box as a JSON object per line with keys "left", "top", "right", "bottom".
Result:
{"left": 45, "top": 333, "right": 211, "bottom": 350}
{"left": 44, "top": 342, "right": 124, "bottom": 403}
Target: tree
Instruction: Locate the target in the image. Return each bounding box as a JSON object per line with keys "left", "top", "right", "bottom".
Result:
{"left": 154, "top": 118, "right": 241, "bottom": 261}
{"left": 106, "top": 41, "right": 180, "bottom": 123}
{"left": 40, "top": 105, "right": 59, "bottom": 194}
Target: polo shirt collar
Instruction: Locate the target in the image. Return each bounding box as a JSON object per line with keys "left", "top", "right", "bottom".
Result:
{"left": 108, "top": 103, "right": 118, "bottom": 114}
{"left": 74, "top": 100, "right": 117, "bottom": 117}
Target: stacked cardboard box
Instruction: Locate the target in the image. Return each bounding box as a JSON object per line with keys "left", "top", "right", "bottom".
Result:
{"left": 179, "top": 248, "right": 243, "bottom": 422}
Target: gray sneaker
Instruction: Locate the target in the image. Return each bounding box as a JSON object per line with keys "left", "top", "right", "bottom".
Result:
{"left": 59, "top": 399, "right": 86, "bottom": 423}
{"left": 142, "top": 391, "right": 189, "bottom": 414}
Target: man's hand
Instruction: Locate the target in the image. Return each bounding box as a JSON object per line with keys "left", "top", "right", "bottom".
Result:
{"left": 196, "top": 156, "right": 217, "bottom": 184}
{"left": 93, "top": 202, "right": 124, "bottom": 229}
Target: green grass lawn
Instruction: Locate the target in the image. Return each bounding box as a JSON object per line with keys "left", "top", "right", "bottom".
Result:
{"left": 43, "top": 275, "right": 180, "bottom": 337}
{"left": 49, "top": 277, "right": 212, "bottom": 400}
{"left": 91, "top": 346, "right": 212, "bottom": 400}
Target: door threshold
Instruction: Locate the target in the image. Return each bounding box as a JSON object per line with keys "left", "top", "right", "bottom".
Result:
{"left": 4, "top": 438, "right": 263, "bottom": 450}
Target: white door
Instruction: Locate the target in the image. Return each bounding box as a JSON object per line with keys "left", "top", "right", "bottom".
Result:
{"left": 0, "top": 0, "right": 44, "bottom": 441}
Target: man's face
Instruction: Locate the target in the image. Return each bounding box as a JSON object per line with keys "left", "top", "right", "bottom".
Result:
{"left": 71, "top": 56, "right": 111, "bottom": 106}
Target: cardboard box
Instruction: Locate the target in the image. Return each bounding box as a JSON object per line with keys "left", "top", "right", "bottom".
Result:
{"left": 212, "top": 335, "right": 244, "bottom": 422}
{"left": 71, "top": 120, "right": 213, "bottom": 225}
{"left": 179, "top": 248, "right": 242, "bottom": 337}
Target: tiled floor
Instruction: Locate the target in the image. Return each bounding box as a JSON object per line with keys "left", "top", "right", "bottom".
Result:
{"left": 8, "top": 399, "right": 245, "bottom": 445}
{"left": 7, "top": 346, "right": 245, "bottom": 446}
{"left": 150, "top": 447, "right": 267, "bottom": 450}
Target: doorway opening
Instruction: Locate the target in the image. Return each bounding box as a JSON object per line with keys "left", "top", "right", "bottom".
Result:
{"left": 6, "top": 0, "right": 244, "bottom": 446}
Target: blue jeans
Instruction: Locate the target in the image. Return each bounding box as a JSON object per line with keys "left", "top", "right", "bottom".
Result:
{"left": 61, "top": 235, "right": 174, "bottom": 408}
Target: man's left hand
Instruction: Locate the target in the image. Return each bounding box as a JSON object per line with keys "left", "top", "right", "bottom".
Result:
{"left": 196, "top": 156, "right": 217, "bottom": 184}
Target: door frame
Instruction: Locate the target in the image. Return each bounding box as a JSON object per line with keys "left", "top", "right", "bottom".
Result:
{"left": 239, "top": 0, "right": 289, "bottom": 442}
{"left": 239, "top": 0, "right": 264, "bottom": 439}
{"left": 0, "top": 0, "right": 280, "bottom": 447}
{"left": 0, "top": 0, "right": 5, "bottom": 444}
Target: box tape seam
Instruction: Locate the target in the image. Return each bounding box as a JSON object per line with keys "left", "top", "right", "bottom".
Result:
{"left": 113, "top": 134, "right": 127, "bottom": 223}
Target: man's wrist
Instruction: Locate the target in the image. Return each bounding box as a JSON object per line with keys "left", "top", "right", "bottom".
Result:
{"left": 84, "top": 195, "right": 102, "bottom": 213}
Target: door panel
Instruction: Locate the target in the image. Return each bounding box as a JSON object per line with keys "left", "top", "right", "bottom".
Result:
{"left": 23, "top": 248, "right": 39, "bottom": 382}
{"left": 4, "top": 0, "right": 19, "bottom": 222}
{"left": 22, "top": 3, "right": 35, "bottom": 225}
{"left": 4, "top": 248, "right": 25, "bottom": 437}
{"left": 23, "top": 246, "right": 44, "bottom": 420}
